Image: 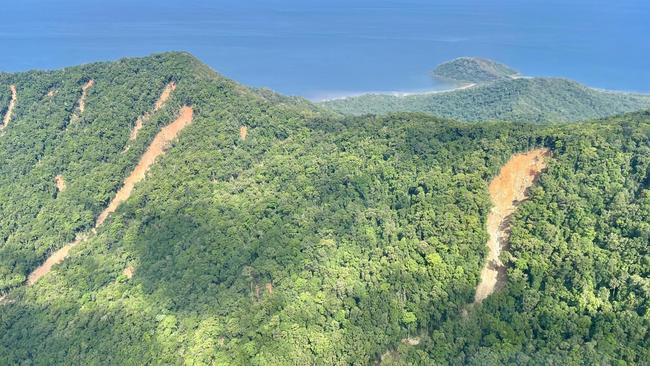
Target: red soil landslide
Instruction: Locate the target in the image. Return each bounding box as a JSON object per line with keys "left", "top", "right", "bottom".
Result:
{"left": 2, "top": 85, "right": 17, "bottom": 129}
{"left": 25, "top": 106, "right": 193, "bottom": 286}
{"left": 27, "top": 233, "right": 89, "bottom": 285}
{"left": 54, "top": 175, "right": 66, "bottom": 192}
{"left": 97, "top": 106, "right": 193, "bottom": 227}
{"left": 69, "top": 80, "right": 94, "bottom": 124}
{"left": 129, "top": 82, "right": 176, "bottom": 141}
{"left": 473, "top": 148, "right": 549, "bottom": 303}
{"left": 78, "top": 80, "right": 94, "bottom": 114}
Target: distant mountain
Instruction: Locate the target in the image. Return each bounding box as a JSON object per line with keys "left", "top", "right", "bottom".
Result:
{"left": 320, "top": 61, "right": 650, "bottom": 123}
{"left": 432, "top": 57, "right": 520, "bottom": 84}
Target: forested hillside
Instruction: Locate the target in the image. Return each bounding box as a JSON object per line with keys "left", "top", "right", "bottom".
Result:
{"left": 0, "top": 85, "right": 9, "bottom": 113}
{"left": 0, "top": 53, "right": 648, "bottom": 365}
{"left": 0, "top": 53, "right": 208, "bottom": 290}
{"left": 432, "top": 57, "right": 520, "bottom": 84}
{"left": 321, "top": 70, "right": 650, "bottom": 124}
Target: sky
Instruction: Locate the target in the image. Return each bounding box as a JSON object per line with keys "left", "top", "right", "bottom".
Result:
{"left": 1, "top": 0, "right": 649, "bottom": 99}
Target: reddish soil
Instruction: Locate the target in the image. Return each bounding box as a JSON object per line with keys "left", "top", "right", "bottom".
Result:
{"left": 97, "top": 106, "right": 193, "bottom": 227}
{"left": 129, "top": 82, "right": 176, "bottom": 141}
{"left": 25, "top": 106, "right": 193, "bottom": 286}
{"left": 473, "top": 148, "right": 549, "bottom": 303}
{"left": 2, "top": 85, "right": 17, "bottom": 128}
{"left": 154, "top": 82, "right": 176, "bottom": 110}
{"left": 122, "top": 266, "right": 134, "bottom": 279}
{"left": 54, "top": 175, "right": 66, "bottom": 192}
{"left": 78, "top": 80, "right": 94, "bottom": 114}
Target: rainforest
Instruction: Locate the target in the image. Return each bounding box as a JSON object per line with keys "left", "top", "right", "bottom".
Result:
{"left": 0, "top": 52, "right": 647, "bottom": 365}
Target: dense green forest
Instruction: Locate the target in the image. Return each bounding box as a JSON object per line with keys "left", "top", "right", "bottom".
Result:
{"left": 0, "top": 53, "right": 207, "bottom": 290}
{"left": 0, "top": 53, "right": 648, "bottom": 365}
{"left": 321, "top": 73, "right": 650, "bottom": 124}
{"left": 432, "top": 57, "right": 520, "bottom": 84}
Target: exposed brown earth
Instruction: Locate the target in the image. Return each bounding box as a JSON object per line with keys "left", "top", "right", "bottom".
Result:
{"left": 240, "top": 125, "right": 248, "bottom": 140}
{"left": 401, "top": 337, "right": 420, "bottom": 346}
{"left": 97, "top": 106, "right": 193, "bottom": 227}
{"left": 2, "top": 85, "right": 17, "bottom": 128}
{"left": 254, "top": 283, "right": 273, "bottom": 299}
{"left": 129, "top": 82, "right": 176, "bottom": 141}
{"left": 122, "top": 266, "right": 135, "bottom": 279}
{"left": 27, "top": 233, "right": 90, "bottom": 285}
{"left": 54, "top": 175, "right": 66, "bottom": 192}
{"left": 0, "top": 294, "right": 13, "bottom": 304}
{"left": 473, "top": 148, "right": 549, "bottom": 303}
{"left": 154, "top": 82, "right": 176, "bottom": 110}
{"left": 25, "top": 106, "right": 193, "bottom": 286}
{"left": 78, "top": 80, "right": 94, "bottom": 114}
{"left": 47, "top": 90, "right": 57, "bottom": 97}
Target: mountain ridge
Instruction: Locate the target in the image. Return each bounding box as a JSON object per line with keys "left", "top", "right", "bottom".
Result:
{"left": 0, "top": 52, "right": 648, "bottom": 365}
{"left": 321, "top": 70, "right": 650, "bottom": 123}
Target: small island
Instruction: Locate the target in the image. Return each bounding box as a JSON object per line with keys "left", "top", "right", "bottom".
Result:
{"left": 432, "top": 56, "right": 521, "bottom": 84}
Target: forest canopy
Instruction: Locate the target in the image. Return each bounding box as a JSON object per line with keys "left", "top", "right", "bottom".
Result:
{"left": 320, "top": 74, "right": 650, "bottom": 124}
{"left": 0, "top": 53, "right": 648, "bottom": 365}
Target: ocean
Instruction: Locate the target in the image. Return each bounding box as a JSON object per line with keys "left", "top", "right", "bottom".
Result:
{"left": 1, "top": 0, "right": 649, "bottom": 100}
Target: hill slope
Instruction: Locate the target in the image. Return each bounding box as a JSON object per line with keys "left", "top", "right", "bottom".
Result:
{"left": 0, "top": 53, "right": 648, "bottom": 365}
{"left": 432, "top": 57, "right": 520, "bottom": 84}
{"left": 321, "top": 65, "right": 650, "bottom": 123}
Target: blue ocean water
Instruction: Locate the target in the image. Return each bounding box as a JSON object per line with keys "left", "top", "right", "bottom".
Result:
{"left": 1, "top": 0, "right": 648, "bottom": 100}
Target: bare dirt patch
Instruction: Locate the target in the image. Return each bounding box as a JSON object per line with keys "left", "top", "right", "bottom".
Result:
{"left": 27, "top": 233, "right": 90, "bottom": 285}
{"left": 25, "top": 106, "right": 193, "bottom": 286}
{"left": 78, "top": 80, "right": 94, "bottom": 114}
{"left": 401, "top": 337, "right": 420, "bottom": 346}
{"left": 54, "top": 175, "right": 66, "bottom": 192}
{"left": 154, "top": 82, "right": 176, "bottom": 110}
{"left": 458, "top": 83, "right": 476, "bottom": 90}
{"left": 473, "top": 148, "right": 549, "bottom": 303}
{"left": 69, "top": 80, "right": 94, "bottom": 124}
{"left": 97, "top": 106, "right": 193, "bottom": 227}
{"left": 122, "top": 266, "right": 135, "bottom": 279}
{"left": 2, "top": 85, "right": 17, "bottom": 128}
{"left": 240, "top": 125, "right": 248, "bottom": 141}
{"left": 129, "top": 82, "right": 176, "bottom": 141}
